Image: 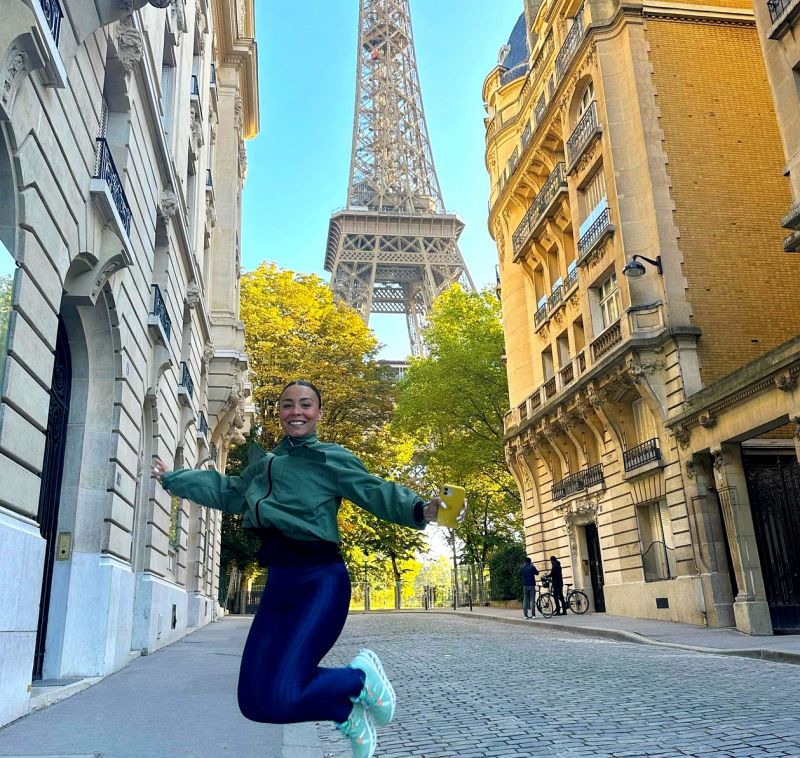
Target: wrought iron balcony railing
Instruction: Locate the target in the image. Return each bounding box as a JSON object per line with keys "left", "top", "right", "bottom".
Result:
{"left": 552, "top": 463, "right": 604, "bottom": 500}
{"left": 534, "top": 302, "right": 548, "bottom": 327}
{"left": 590, "top": 319, "right": 622, "bottom": 361}
{"left": 93, "top": 138, "right": 132, "bottom": 236}
{"left": 534, "top": 94, "right": 546, "bottom": 125}
{"left": 547, "top": 284, "right": 563, "bottom": 312}
{"left": 767, "top": 0, "right": 794, "bottom": 23}
{"left": 513, "top": 162, "right": 567, "bottom": 254}
{"left": 180, "top": 361, "right": 194, "bottom": 399}
{"left": 198, "top": 411, "right": 209, "bottom": 438}
{"left": 554, "top": 4, "right": 585, "bottom": 82}
{"left": 563, "top": 266, "right": 579, "bottom": 293}
{"left": 191, "top": 75, "right": 200, "bottom": 96}
{"left": 530, "top": 33, "right": 555, "bottom": 90}
{"left": 152, "top": 284, "right": 172, "bottom": 341}
{"left": 40, "top": 0, "right": 64, "bottom": 45}
{"left": 521, "top": 121, "right": 532, "bottom": 149}
{"left": 567, "top": 101, "right": 600, "bottom": 167}
{"left": 578, "top": 205, "right": 612, "bottom": 258}
{"left": 623, "top": 437, "right": 661, "bottom": 472}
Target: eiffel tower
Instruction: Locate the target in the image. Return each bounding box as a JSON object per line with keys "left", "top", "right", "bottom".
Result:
{"left": 324, "top": 0, "right": 474, "bottom": 357}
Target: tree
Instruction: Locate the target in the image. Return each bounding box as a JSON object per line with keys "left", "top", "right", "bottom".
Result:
{"left": 227, "top": 263, "right": 426, "bottom": 573}
{"left": 488, "top": 541, "right": 527, "bottom": 601}
{"left": 393, "top": 285, "right": 522, "bottom": 602}
{"left": 0, "top": 273, "right": 13, "bottom": 358}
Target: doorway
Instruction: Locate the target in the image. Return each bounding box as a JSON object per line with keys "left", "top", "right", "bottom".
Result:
{"left": 584, "top": 522, "right": 606, "bottom": 612}
{"left": 33, "top": 317, "right": 72, "bottom": 679}
{"left": 743, "top": 453, "right": 800, "bottom": 633}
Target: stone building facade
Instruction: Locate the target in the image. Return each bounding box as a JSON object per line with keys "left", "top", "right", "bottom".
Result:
{"left": 0, "top": 0, "right": 258, "bottom": 726}
{"left": 485, "top": 0, "right": 800, "bottom": 635}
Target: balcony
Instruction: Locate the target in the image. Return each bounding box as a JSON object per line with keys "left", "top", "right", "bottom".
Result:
{"left": 590, "top": 319, "right": 622, "bottom": 362}
{"left": 92, "top": 138, "right": 132, "bottom": 236}
{"left": 210, "top": 63, "right": 217, "bottom": 86}
{"left": 543, "top": 376, "right": 557, "bottom": 400}
{"left": 623, "top": 437, "right": 661, "bottom": 472}
{"left": 147, "top": 284, "right": 172, "bottom": 345}
{"left": 547, "top": 284, "right": 563, "bottom": 312}
{"left": 178, "top": 361, "right": 195, "bottom": 405}
{"left": 558, "top": 360, "right": 575, "bottom": 388}
{"left": 552, "top": 463, "right": 604, "bottom": 500}
{"left": 578, "top": 204, "right": 614, "bottom": 261}
{"left": 190, "top": 74, "right": 200, "bottom": 96}
{"left": 566, "top": 101, "right": 601, "bottom": 173}
{"left": 554, "top": 4, "right": 585, "bottom": 84}
{"left": 563, "top": 265, "right": 579, "bottom": 293}
{"left": 767, "top": 0, "right": 800, "bottom": 32}
{"left": 197, "top": 411, "right": 209, "bottom": 442}
{"left": 40, "top": 0, "right": 64, "bottom": 45}
{"left": 512, "top": 162, "right": 568, "bottom": 255}
{"left": 534, "top": 94, "right": 546, "bottom": 125}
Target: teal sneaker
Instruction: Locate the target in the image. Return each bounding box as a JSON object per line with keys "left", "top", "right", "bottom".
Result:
{"left": 349, "top": 648, "right": 396, "bottom": 727}
{"left": 336, "top": 701, "right": 376, "bottom": 758}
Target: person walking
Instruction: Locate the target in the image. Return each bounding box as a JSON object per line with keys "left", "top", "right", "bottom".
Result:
{"left": 547, "top": 555, "right": 568, "bottom": 616}
{"left": 520, "top": 557, "right": 539, "bottom": 618}
{"left": 152, "top": 380, "right": 465, "bottom": 758}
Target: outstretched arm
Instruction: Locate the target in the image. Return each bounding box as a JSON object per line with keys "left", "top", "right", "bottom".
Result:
{"left": 152, "top": 456, "right": 249, "bottom": 515}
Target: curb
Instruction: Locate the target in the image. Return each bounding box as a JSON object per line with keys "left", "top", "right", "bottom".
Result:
{"left": 446, "top": 610, "right": 800, "bottom": 666}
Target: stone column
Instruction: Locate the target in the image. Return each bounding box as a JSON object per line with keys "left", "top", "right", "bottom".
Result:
{"left": 684, "top": 454, "right": 735, "bottom": 627}
{"left": 711, "top": 443, "right": 772, "bottom": 635}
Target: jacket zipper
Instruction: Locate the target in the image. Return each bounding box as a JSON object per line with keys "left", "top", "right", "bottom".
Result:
{"left": 254, "top": 457, "right": 274, "bottom": 529}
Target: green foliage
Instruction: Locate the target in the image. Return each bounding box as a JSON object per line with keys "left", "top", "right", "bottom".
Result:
{"left": 393, "top": 284, "right": 522, "bottom": 567}
{"left": 488, "top": 542, "right": 527, "bottom": 601}
{"left": 0, "top": 273, "right": 13, "bottom": 365}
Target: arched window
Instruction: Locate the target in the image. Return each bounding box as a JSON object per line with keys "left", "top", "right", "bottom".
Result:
{"left": 578, "top": 81, "right": 595, "bottom": 118}
{"left": 0, "top": 133, "right": 17, "bottom": 389}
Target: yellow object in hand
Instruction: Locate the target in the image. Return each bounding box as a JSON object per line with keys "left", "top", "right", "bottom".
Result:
{"left": 437, "top": 484, "right": 465, "bottom": 528}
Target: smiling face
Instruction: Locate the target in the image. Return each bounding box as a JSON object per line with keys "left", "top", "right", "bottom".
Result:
{"left": 278, "top": 384, "right": 322, "bottom": 438}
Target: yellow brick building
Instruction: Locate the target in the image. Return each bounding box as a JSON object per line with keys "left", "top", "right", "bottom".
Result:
{"left": 486, "top": 0, "right": 800, "bottom": 633}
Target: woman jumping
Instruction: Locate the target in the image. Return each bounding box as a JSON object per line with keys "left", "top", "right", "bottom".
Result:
{"left": 152, "top": 379, "right": 464, "bottom": 758}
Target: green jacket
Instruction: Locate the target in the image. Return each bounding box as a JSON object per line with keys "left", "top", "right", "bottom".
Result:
{"left": 160, "top": 433, "right": 426, "bottom": 543}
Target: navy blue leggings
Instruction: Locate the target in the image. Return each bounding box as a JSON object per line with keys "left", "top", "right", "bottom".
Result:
{"left": 237, "top": 560, "right": 364, "bottom": 724}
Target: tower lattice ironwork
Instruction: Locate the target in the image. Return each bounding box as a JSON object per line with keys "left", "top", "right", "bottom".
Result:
{"left": 325, "top": 0, "right": 474, "bottom": 356}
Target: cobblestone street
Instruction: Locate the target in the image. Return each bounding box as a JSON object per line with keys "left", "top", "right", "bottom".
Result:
{"left": 318, "top": 613, "right": 800, "bottom": 758}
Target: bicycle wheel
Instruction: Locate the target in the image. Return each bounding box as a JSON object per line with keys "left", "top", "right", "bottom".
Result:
{"left": 568, "top": 590, "right": 589, "bottom": 615}
{"left": 537, "top": 592, "right": 555, "bottom": 618}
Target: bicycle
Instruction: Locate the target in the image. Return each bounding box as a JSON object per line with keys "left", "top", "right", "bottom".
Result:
{"left": 536, "top": 575, "right": 589, "bottom": 618}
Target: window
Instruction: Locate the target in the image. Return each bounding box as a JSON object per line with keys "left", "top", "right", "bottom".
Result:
{"left": 598, "top": 271, "right": 620, "bottom": 329}
{"left": 636, "top": 501, "right": 676, "bottom": 581}
{"left": 632, "top": 398, "right": 658, "bottom": 445}
{"left": 581, "top": 169, "right": 606, "bottom": 223}
{"left": 578, "top": 81, "right": 594, "bottom": 117}
{"left": 0, "top": 239, "right": 14, "bottom": 389}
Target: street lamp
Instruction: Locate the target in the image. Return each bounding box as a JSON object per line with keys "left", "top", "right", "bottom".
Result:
{"left": 622, "top": 254, "right": 663, "bottom": 278}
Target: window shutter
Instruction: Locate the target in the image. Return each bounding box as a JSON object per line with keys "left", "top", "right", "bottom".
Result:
{"left": 632, "top": 399, "right": 657, "bottom": 445}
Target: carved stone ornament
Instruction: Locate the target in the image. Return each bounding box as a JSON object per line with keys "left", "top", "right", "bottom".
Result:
{"left": 774, "top": 371, "right": 797, "bottom": 392}
{"left": 587, "top": 385, "right": 606, "bottom": 409}
{"left": 190, "top": 107, "right": 203, "bottom": 146}
{"left": 195, "top": 4, "right": 206, "bottom": 35}
{"left": 238, "top": 142, "right": 248, "bottom": 177}
{"left": 205, "top": 202, "right": 217, "bottom": 229}
{"left": 538, "top": 324, "right": 550, "bottom": 342}
{"left": 628, "top": 357, "right": 664, "bottom": 384}
{"left": 1, "top": 45, "right": 28, "bottom": 109}
{"left": 117, "top": 16, "right": 144, "bottom": 73}
{"left": 234, "top": 96, "right": 244, "bottom": 132}
{"left": 555, "top": 496, "right": 602, "bottom": 530}
{"left": 685, "top": 459, "right": 696, "bottom": 480}
{"left": 698, "top": 412, "right": 716, "bottom": 429}
{"left": 673, "top": 423, "right": 691, "bottom": 450}
{"left": 712, "top": 449, "right": 727, "bottom": 477}
{"left": 157, "top": 188, "right": 179, "bottom": 220}
{"left": 202, "top": 342, "right": 215, "bottom": 365}
{"left": 227, "top": 428, "right": 246, "bottom": 446}
{"left": 226, "top": 378, "right": 243, "bottom": 410}
{"left": 185, "top": 282, "right": 201, "bottom": 308}
{"left": 172, "top": 0, "right": 187, "bottom": 33}
{"left": 791, "top": 415, "right": 800, "bottom": 440}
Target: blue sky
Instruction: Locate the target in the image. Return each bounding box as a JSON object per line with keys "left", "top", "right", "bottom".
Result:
{"left": 241, "top": 0, "right": 523, "bottom": 358}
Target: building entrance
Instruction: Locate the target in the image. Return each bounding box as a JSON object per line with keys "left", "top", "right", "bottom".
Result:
{"left": 584, "top": 522, "right": 606, "bottom": 612}
{"left": 744, "top": 453, "right": 800, "bottom": 633}
{"left": 33, "top": 317, "right": 72, "bottom": 679}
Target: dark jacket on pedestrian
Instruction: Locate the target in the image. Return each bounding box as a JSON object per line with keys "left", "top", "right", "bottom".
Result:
{"left": 520, "top": 562, "right": 539, "bottom": 586}
{"left": 548, "top": 558, "right": 563, "bottom": 587}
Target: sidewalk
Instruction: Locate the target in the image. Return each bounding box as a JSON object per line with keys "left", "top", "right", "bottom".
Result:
{"left": 436, "top": 605, "right": 800, "bottom": 664}
{"left": 0, "top": 616, "right": 318, "bottom": 758}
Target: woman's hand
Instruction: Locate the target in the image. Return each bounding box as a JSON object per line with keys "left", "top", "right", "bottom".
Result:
{"left": 152, "top": 456, "right": 169, "bottom": 482}
{"left": 422, "top": 496, "right": 468, "bottom": 524}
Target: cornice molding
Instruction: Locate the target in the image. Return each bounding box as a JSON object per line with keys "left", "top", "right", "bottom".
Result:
{"left": 211, "top": 0, "right": 259, "bottom": 139}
